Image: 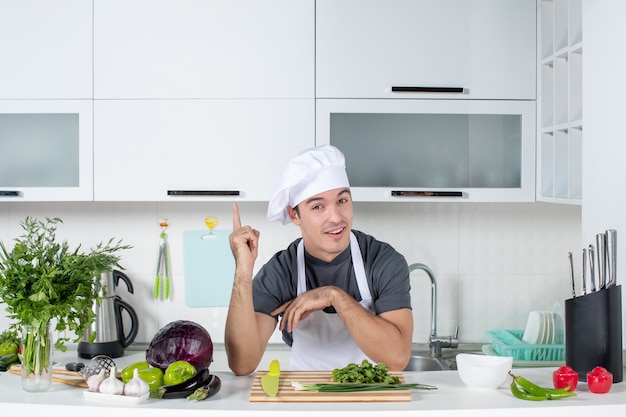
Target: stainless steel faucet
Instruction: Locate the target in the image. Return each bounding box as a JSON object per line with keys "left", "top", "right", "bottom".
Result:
{"left": 409, "top": 263, "right": 459, "bottom": 357}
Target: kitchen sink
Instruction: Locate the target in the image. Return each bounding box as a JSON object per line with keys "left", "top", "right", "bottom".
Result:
{"left": 404, "top": 355, "right": 447, "bottom": 371}
{"left": 404, "top": 348, "right": 484, "bottom": 372}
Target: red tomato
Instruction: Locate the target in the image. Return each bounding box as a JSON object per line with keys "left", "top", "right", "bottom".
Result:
{"left": 553, "top": 365, "right": 578, "bottom": 391}
{"left": 587, "top": 366, "right": 613, "bottom": 394}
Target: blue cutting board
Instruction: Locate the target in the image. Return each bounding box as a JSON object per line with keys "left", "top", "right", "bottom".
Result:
{"left": 183, "top": 229, "right": 235, "bottom": 307}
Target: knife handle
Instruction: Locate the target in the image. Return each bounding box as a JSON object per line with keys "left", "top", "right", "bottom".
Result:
{"left": 589, "top": 245, "right": 596, "bottom": 292}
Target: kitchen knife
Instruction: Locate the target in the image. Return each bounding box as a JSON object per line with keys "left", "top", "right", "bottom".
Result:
{"left": 596, "top": 233, "right": 607, "bottom": 289}
{"left": 589, "top": 244, "right": 596, "bottom": 292}
{"left": 568, "top": 251, "right": 576, "bottom": 298}
{"left": 261, "top": 359, "right": 281, "bottom": 397}
{"left": 582, "top": 248, "right": 587, "bottom": 295}
{"left": 606, "top": 229, "right": 617, "bottom": 288}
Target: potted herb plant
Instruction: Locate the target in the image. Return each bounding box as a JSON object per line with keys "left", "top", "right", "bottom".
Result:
{"left": 0, "top": 217, "right": 130, "bottom": 392}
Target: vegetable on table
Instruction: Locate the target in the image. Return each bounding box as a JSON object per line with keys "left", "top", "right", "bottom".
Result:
{"left": 151, "top": 367, "right": 212, "bottom": 399}
{"left": 331, "top": 359, "right": 400, "bottom": 384}
{"left": 164, "top": 360, "right": 196, "bottom": 386}
{"left": 121, "top": 361, "right": 150, "bottom": 383}
{"left": 553, "top": 365, "right": 578, "bottom": 391}
{"left": 124, "top": 368, "right": 151, "bottom": 397}
{"left": 0, "top": 330, "right": 19, "bottom": 355}
{"left": 291, "top": 381, "right": 437, "bottom": 393}
{"left": 587, "top": 366, "right": 613, "bottom": 394}
{"left": 186, "top": 374, "right": 222, "bottom": 401}
{"left": 0, "top": 353, "right": 19, "bottom": 371}
{"left": 146, "top": 320, "right": 213, "bottom": 371}
{"left": 509, "top": 371, "right": 576, "bottom": 401}
{"left": 98, "top": 366, "right": 125, "bottom": 395}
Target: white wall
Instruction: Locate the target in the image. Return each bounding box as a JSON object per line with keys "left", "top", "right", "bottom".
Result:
{"left": 0, "top": 200, "right": 580, "bottom": 347}
{"left": 582, "top": 1, "right": 626, "bottom": 336}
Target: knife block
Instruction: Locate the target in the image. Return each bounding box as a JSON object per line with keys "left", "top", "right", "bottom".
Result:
{"left": 564, "top": 285, "right": 623, "bottom": 383}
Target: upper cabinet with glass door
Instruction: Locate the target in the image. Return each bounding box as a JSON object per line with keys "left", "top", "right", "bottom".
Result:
{"left": 316, "top": 0, "right": 536, "bottom": 100}
{"left": 0, "top": 1, "right": 93, "bottom": 201}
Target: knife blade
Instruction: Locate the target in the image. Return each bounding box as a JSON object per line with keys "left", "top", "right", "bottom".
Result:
{"left": 606, "top": 229, "right": 617, "bottom": 288}
{"left": 596, "top": 233, "right": 607, "bottom": 289}
{"left": 261, "top": 359, "right": 281, "bottom": 397}
{"left": 568, "top": 251, "right": 576, "bottom": 298}
{"left": 589, "top": 244, "right": 596, "bottom": 292}
{"left": 582, "top": 248, "right": 587, "bottom": 295}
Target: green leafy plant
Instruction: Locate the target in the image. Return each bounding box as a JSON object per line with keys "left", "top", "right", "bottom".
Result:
{"left": 0, "top": 217, "right": 131, "bottom": 377}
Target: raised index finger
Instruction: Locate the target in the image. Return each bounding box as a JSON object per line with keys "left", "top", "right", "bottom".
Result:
{"left": 232, "top": 203, "right": 242, "bottom": 230}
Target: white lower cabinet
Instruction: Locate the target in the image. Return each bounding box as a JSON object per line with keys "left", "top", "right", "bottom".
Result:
{"left": 93, "top": 100, "right": 314, "bottom": 201}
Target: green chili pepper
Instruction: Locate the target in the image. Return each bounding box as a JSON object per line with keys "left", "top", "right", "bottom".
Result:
{"left": 509, "top": 371, "right": 576, "bottom": 401}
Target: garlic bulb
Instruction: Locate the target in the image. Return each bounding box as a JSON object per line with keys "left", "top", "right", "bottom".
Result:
{"left": 98, "top": 366, "right": 125, "bottom": 395}
{"left": 87, "top": 368, "right": 106, "bottom": 392}
{"left": 124, "top": 368, "right": 150, "bottom": 397}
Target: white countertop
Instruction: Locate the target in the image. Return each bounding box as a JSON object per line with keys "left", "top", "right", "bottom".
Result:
{"left": 1, "top": 348, "right": 625, "bottom": 417}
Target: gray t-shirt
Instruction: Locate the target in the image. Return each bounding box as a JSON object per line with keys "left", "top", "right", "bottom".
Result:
{"left": 252, "top": 229, "right": 411, "bottom": 346}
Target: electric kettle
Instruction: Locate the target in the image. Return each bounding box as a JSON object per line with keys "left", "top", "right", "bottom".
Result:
{"left": 78, "top": 270, "right": 139, "bottom": 359}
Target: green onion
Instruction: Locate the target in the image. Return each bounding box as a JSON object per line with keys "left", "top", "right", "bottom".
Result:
{"left": 291, "top": 381, "right": 437, "bottom": 392}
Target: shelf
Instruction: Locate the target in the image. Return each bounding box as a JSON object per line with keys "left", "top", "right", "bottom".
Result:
{"left": 537, "top": 0, "right": 583, "bottom": 204}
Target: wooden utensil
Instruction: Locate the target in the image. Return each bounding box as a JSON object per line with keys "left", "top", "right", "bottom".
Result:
{"left": 9, "top": 365, "right": 88, "bottom": 388}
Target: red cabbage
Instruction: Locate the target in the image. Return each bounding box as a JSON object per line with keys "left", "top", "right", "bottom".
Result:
{"left": 146, "top": 320, "right": 213, "bottom": 371}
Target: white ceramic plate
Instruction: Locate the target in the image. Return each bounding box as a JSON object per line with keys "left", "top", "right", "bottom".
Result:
{"left": 552, "top": 302, "right": 565, "bottom": 344}
{"left": 522, "top": 311, "right": 542, "bottom": 344}
{"left": 83, "top": 391, "right": 149, "bottom": 404}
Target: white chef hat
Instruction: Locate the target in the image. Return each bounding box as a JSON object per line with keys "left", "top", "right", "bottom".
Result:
{"left": 267, "top": 145, "right": 350, "bottom": 224}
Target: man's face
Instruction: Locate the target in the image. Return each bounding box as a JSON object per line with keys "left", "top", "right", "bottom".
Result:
{"left": 288, "top": 187, "right": 353, "bottom": 262}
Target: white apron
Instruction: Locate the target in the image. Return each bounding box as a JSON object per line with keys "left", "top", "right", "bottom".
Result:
{"left": 288, "top": 232, "right": 375, "bottom": 370}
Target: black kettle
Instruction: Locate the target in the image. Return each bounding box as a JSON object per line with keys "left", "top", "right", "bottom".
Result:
{"left": 78, "top": 270, "right": 139, "bottom": 359}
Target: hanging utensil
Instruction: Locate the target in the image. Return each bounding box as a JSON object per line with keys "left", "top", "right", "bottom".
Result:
{"left": 606, "top": 229, "right": 617, "bottom": 288}
{"left": 154, "top": 218, "right": 171, "bottom": 300}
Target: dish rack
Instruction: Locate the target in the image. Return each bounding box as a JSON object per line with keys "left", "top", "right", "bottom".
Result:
{"left": 486, "top": 330, "right": 565, "bottom": 362}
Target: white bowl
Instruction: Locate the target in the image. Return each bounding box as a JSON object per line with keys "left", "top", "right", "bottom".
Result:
{"left": 456, "top": 353, "right": 513, "bottom": 389}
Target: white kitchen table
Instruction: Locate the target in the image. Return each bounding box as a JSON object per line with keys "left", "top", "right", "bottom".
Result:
{"left": 1, "top": 348, "right": 625, "bottom": 417}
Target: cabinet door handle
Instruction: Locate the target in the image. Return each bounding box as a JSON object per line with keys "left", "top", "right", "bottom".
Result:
{"left": 391, "top": 191, "right": 464, "bottom": 197}
{"left": 391, "top": 86, "right": 465, "bottom": 93}
{"left": 0, "top": 190, "right": 20, "bottom": 197}
{"left": 167, "top": 190, "right": 240, "bottom": 196}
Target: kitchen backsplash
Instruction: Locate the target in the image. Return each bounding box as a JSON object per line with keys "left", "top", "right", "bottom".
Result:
{"left": 0, "top": 201, "right": 580, "bottom": 346}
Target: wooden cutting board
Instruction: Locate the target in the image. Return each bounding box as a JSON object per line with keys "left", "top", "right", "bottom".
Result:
{"left": 250, "top": 370, "right": 411, "bottom": 402}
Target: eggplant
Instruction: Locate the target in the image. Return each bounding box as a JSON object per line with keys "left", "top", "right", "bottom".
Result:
{"left": 186, "top": 374, "right": 222, "bottom": 401}
{"left": 151, "top": 367, "right": 212, "bottom": 399}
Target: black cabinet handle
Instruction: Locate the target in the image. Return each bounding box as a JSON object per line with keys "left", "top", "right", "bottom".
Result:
{"left": 391, "top": 191, "right": 464, "bottom": 197}
{"left": 0, "top": 190, "right": 20, "bottom": 197}
{"left": 167, "top": 190, "right": 240, "bottom": 196}
{"left": 391, "top": 86, "right": 465, "bottom": 93}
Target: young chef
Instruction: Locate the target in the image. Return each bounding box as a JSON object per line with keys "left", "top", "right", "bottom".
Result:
{"left": 225, "top": 145, "right": 413, "bottom": 375}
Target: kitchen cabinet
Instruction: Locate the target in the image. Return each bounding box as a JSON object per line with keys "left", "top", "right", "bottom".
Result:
{"left": 316, "top": 0, "right": 536, "bottom": 100}
{"left": 93, "top": 99, "right": 314, "bottom": 201}
{"left": 0, "top": 0, "right": 92, "bottom": 99}
{"left": 0, "top": 100, "right": 94, "bottom": 201}
{"left": 316, "top": 99, "right": 536, "bottom": 202}
{"left": 536, "top": 0, "right": 582, "bottom": 204}
{"left": 93, "top": 0, "right": 314, "bottom": 99}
